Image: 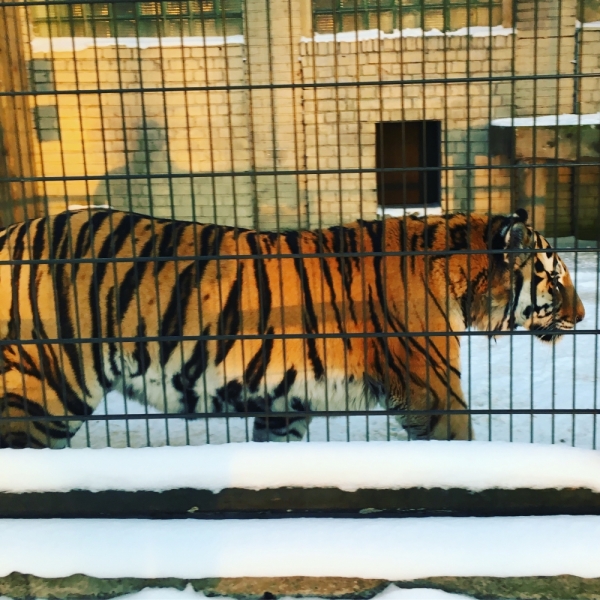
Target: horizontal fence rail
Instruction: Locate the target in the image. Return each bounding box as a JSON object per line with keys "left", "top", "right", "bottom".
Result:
{"left": 0, "top": 0, "right": 598, "bottom": 452}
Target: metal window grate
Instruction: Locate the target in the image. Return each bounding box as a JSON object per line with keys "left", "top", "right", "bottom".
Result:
{"left": 31, "top": 0, "right": 243, "bottom": 38}
{"left": 312, "top": 0, "right": 503, "bottom": 34}
{"left": 0, "top": 0, "right": 598, "bottom": 451}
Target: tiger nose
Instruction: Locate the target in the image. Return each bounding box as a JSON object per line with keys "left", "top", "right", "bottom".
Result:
{"left": 576, "top": 295, "right": 585, "bottom": 323}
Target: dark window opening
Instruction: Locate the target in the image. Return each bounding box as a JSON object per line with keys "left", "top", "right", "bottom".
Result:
{"left": 376, "top": 120, "right": 441, "bottom": 209}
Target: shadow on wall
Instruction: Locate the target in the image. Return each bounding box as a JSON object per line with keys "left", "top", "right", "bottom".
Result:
{"left": 92, "top": 118, "right": 254, "bottom": 226}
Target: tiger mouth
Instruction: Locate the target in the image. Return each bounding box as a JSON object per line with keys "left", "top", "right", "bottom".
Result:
{"left": 530, "top": 321, "right": 574, "bottom": 342}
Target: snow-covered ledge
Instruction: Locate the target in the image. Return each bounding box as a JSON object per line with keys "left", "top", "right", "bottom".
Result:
{"left": 2, "top": 516, "right": 600, "bottom": 579}
{"left": 1, "top": 441, "right": 600, "bottom": 494}
{"left": 300, "top": 25, "right": 515, "bottom": 44}
{"left": 30, "top": 35, "right": 245, "bottom": 54}
{"left": 490, "top": 113, "right": 600, "bottom": 161}
{"left": 491, "top": 113, "right": 600, "bottom": 127}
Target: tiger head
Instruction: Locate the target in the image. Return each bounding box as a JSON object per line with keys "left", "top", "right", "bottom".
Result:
{"left": 491, "top": 208, "right": 585, "bottom": 341}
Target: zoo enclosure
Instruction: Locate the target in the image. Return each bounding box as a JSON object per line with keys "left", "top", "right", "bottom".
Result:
{"left": 0, "top": 0, "right": 599, "bottom": 448}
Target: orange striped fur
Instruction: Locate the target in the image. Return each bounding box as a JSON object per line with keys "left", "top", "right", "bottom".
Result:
{"left": 0, "top": 208, "right": 584, "bottom": 447}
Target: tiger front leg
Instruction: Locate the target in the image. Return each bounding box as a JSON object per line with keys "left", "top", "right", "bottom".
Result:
{"left": 390, "top": 381, "right": 473, "bottom": 441}
{"left": 252, "top": 396, "right": 312, "bottom": 442}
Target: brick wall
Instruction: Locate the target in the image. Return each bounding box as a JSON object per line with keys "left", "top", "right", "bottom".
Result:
{"left": 22, "top": 0, "right": 600, "bottom": 238}
{"left": 29, "top": 42, "right": 256, "bottom": 225}
{"left": 300, "top": 34, "right": 516, "bottom": 226}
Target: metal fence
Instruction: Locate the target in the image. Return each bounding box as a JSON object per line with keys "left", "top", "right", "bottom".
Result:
{"left": 0, "top": 0, "right": 598, "bottom": 450}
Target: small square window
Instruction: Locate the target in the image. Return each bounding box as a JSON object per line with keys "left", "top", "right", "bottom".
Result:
{"left": 376, "top": 120, "right": 441, "bottom": 209}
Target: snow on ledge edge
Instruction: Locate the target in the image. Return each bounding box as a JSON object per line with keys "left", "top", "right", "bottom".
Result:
{"left": 1, "top": 441, "right": 600, "bottom": 494}
{"left": 301, "top": 25, "right": 515, "bottom": 44}
{"left": 31, "top": 35, "right": 245, "bottom": 53}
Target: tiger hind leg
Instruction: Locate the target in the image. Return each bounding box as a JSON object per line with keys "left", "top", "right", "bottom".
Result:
{"left": 0, "top": 368, "right": 88, "bottom": 448}
{"left": 429, "top": 408, "right": 472, "bottom": 441}
{"left": 252, "top": 397, "right": 312, "bottom": 442}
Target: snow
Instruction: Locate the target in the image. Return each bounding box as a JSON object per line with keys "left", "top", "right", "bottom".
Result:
{"left": 374, "top": 588, "right": 474, "bottom": 600}
{"left": 0, "top": 516, "right": 599, "bottom": 579}
{"left": 300, "top": 25, "right": 514, "bottom": 44}
{"left": 491, "top": 113, "right": 600, "bottom": 127}
{"left": 30, "top": 35, "right": 244, "bottom": 54}
{"left": 0, "top": 584, "right": 476, "bottom": 600}
{"left": 67, "top": 204, "right": 110, "bottom": 211}
{"left": 377, "top": 206, "right": 443, "bottom": 217}
{"left": 3, "top": 440, "right": 600, "bottom": 494}
{"left": 577, "top": 20, "right": 600, "bottom": 30}
{"left": 31, "top": 25, "right": 515, "bottom": 54}
{"left": 466, "top": 250, "right": 600, "bottom": 447}
{"left": 119, "top": 585, "right": 474, "bottom": 600}
{"left": 110, "top": 584, "right": 475, "bottom": 600}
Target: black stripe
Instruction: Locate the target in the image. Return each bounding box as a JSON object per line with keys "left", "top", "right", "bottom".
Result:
{"left": 214, "top": 263, "right": 244, "bottom": 367}
{"left": 285, "top": 231, "right": 325, "bottom": 381}
{"left": 424, "top": 221, "right": 439, "bottom": 249}
{"left": 347, "top": 227, "right": 360, "bottom": 270}
{"left": 84, "top": 211, "right": 113, "bottom": 257}
{"left": 30, "top": 321, "right": 94, "bottom": 418}
{"left": 424, "top": 281, "right": 461, "bottom": 360}
{"left": 403, "top": 314, "right": 467, "bottom": 409}
{"left": 320, "top": 234, "right": 349, "bottom": 349}
{"left": 213, "top": 380, "right": 243, "bottom": 413}
{"left": 410, "top": 231, "right": 419, "bottom": 273}
{"left": 53, "top": 216, "right": 90, "bottom": 396}
{"left": 367, "top": 286, "right": 405, "bottom": 383}
{"left": 155, "top": 221, "right": 186, "bottom": 275}
{"left": 118, "top": 234, "right": 155, "bottom": 322}
{"left": 7, "top": 222, "right": 30, "bottom": 340}
{"left": 172, "top": 326, "right": 210, "bottom": 413}
{"left": 509, "top": 269, "right": 524, "bottom": 329}
{"left": 90, "top": 213, "right": 141, "bottom": 388}
{"left": 131, "top": 319, "right": 151, "bottom": 377}
{"left": 243, "top": 327, "right": 275, "bottom": 393}
{"left": 105, "top": 286, "right": 121, "bottom": 377}
{"left": 329, "top": 226, "right": 357, "bottom": 324}
{"left": 159, "top": 261, "right": 198, "bottom": 366}
{"left": 71, "top": 219, "right": 90, "bottom": 278}
{"left": 50, "top": 212, "right": 70, "bottom": 258}
{"left": 361, "top": 220, "right": 388, "bottom": 319}
{"left": 450, "top": 223, "right": 468, "bottom": 251}
{"left": 195, "top": 224, "right": 225, "bottom": 286}
{"left": 272, "top": 366, "right": 298, "bottom": 398}
{"left": 29, "top": 217, "right": 46, "bottom": 341}
{"left": 246, "top": 233, "right": 272, "bottom": 334}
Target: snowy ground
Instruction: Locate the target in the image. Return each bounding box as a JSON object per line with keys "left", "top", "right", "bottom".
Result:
{"left": 1, "top": 517, "right": 599, "bottom": 579}
{"left": 70, "top": 246, "right": 599, "bottom": 450}
{"left": 4, "top": 442, "right": 600, "bottom": 494}
{"left": 117, "top": 588, "right": 474, "bottom": 600}
{"left": 0, "top": 584, "right": 475, "bottom": 600}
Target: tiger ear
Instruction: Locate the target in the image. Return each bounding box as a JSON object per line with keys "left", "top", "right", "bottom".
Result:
{"left": 502, "top": 211, "right": 532, "bottom": 267}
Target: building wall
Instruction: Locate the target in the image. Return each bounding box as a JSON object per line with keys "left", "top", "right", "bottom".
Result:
{"left": 30, "top": 42, "right": 255, "bottom": 226}
{"left": 299, "top": 34, "right": 516, "bottom": 227}
{"left": 17, "top": 0, "right": 600, "bottom": 238}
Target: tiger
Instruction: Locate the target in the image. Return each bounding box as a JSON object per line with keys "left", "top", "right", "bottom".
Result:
{"left": 0, "top": 207, "right": 585, "bottom": 448}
